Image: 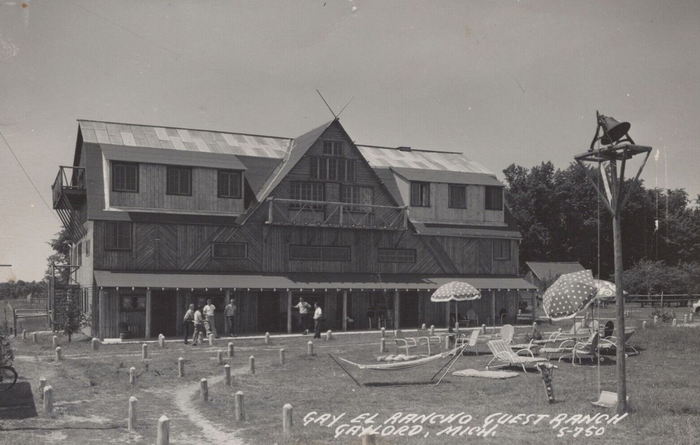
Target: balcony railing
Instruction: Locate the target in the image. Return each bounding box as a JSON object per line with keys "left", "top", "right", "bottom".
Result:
{"left": 52, "top": 166, "right": 85, "bottom": 209}
{"left": 265, "top": 197, "right": 408, "bottom": 230}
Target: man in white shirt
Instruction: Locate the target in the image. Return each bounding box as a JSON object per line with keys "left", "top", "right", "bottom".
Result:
{"left": 183, "top": 303, "right": 195, "bottom": 344}
{"left": 192, "top": 306, "right": 205, "bottom": 346}
{"left": 313, "top": 303, "right": 323, "bottom": 339}
{"left": 203, "top": 299, "right": 217, "bottom": 338}
{"left": 224, "top": 298, "right": 236, "bottom": 337}
{"left": 293, "top": 297, "right": 311, "bottom": 334}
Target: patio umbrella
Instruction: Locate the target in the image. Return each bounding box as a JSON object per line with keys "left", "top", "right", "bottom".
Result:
{"left": 431, "top": 281, "right": 481, "bottom": 327}
{"left": 593, "top": 279, "right": 627, "bottom": 302}
{"left": 542, "top": 270, "right": 597, "bottom": 321}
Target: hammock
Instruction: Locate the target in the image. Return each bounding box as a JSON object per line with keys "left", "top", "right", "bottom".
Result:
{"left": 336, "top": 345, "right": 463, "bottom": 371}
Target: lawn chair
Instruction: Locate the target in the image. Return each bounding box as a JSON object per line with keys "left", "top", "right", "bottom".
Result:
{"left": 559, "top": 332, "right": 599, "bottom": 366}
{"left": 456, "top": 329, "right": 481, "bottom": 355}
{"left": 486, "top": 340, "right": 548, "bottom": 372}
{"left": 599, "top": 327, "right": 639, "bottom": 356}
{"left": 395, "top": 336, "right": 434, "bottom": 355}
{"left": 500, "top": 324, "right": 515, "bottom": 344}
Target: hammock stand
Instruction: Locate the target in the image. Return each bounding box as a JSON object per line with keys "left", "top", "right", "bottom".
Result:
{"left": 329, "top": 344, "right": 468, "bottom": 387}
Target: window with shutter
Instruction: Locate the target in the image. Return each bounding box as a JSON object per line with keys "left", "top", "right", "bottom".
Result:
{"left": 448, "top": 184, "right": 467, "bottom": 209}
{"left": 112, "top": 162, "right": 139, "bottom": 192}
{"left": 104, "top": 222, "right": 132, "bottom": 251}
{"left": 166, "top": 166, "right": 192, "bottom": 196}
{"left": 217, "top": 170, "right": 242, "bottom": 198}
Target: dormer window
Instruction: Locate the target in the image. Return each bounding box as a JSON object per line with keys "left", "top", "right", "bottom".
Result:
{"left": 485, "top": 186, "right": 503, "bottom": 211}
{"left": 410, "top": 182, "right": 431, "bottom": 207}
{"left": 112, "top": 162, "right": 139, "bottom": 192}
{"left": 218, "top": 170, "right": 243, "bottom": 199}
{"left": 166, "top": 166, "right": 192, "bottom": 196}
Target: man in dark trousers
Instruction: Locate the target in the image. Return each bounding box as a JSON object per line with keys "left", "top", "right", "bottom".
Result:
{"left": 313, "top": 302, "right": 323, "bottom": 339}
{"left": 293, "top": 296, "right": 311, "bottom": 334}
{"left": 182, "top": 303, "right": 195, "bottom": 344}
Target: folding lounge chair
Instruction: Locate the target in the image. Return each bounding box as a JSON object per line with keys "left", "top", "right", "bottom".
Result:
{"left": 599, "top": 328, "right": 639, "bottom": 356}
{"left": 540, "top": 331, "right": 598, "bottom": 360}
{"left": 558, "top": 332, "right": 600, "bottom": 365}
{"left": 455, "top": 329, "right": 481, "bottom": 355}
{"left": 486, "top": 340, "right": 548, "bottom": 372}
{"left": 395, "top": 336, "right": 437, "bottom": 355}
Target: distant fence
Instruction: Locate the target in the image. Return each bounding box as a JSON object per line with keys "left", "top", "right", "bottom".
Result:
{"left": 2, "top": 302, "right": 51, "bottom": 335}
{"left": 627, "top": 294, "right": 699, "bottom": 308}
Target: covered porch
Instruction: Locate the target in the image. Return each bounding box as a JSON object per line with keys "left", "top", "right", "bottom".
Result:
{"left": 92, "top": 271, "right": 536, "bottom": 339}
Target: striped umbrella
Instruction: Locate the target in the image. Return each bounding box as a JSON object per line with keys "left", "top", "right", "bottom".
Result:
{"left": 430, "top": 281, "right": 481, "bottom": 302}
{"left": 593, "top": 279, "right": 627, "bottom": 302}
{"left": 542, "top": 270, "right": 598, "bottom": 320}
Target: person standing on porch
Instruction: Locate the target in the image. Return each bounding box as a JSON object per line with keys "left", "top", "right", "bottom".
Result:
{"left": 192, "top": 306, "right": 205, "bottom": 346}
{"left": 293, "top": 297, "right": 311, "bottom": 335}
{"left": 183, "top": 304, "right": 195, "bottom": 344}
{"left": 203, "top": 299, "right": 217, "bottom": 338}
{"left": 313, "top": 303, "right": 323, "bottom": 339}
{"left": 224, "top": 298, "right": 236, "bottom": 337}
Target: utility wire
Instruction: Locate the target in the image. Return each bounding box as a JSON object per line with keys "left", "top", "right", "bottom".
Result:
{"left": 0, "top": 129, "right": 60, "bottom": 222}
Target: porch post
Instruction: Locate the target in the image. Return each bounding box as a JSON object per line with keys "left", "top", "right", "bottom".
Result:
{"left": 286, "top": 290, "right": 292, "bottom": 334}
{"left": 98, "top": 288, "right": 106, "bottom": 340}
{"left": 491, "top": 289, "right": 496, "bottom": 327}
{"left": 176, "top": 290, "right": 184, "bottom": 336}
{"left": 342, "top": 290, "right": 348, "bottom": 331}
{"left": 145, "top": 289, "right": 152, "bottom": 339}
{"left": 445, "top": 300, "right": 451, "bottom": 327}
{"left": 393, "top": 290, "right": 400, "bottom": 330}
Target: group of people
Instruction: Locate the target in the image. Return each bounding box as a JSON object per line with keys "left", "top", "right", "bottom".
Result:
{"left": 182, "top": 298, "right": 237, "bottom": 345}
{"left": 293, "top": 296, "right": 324, "bottom": 339}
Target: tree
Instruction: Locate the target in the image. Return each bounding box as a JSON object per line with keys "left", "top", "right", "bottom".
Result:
{"left": 45, "top": 227, "right": 71, "bottom": 283}
{"left": 63, "top": 295, "right": 88, "bottom": 342}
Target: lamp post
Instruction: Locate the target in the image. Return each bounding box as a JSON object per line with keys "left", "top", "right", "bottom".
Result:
{"left": 575, "top": 112, "right": 652, "bottom": 414}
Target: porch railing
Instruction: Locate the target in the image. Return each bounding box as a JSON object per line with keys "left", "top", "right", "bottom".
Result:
{"left": 265, "top": 197, "right": 408, "bottom": 230}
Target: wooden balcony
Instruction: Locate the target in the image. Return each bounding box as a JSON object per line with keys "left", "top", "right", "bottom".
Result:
{"left": 265, "top": 197, "right": 408, "bottom": 230}
{"left": 52, "top": 166, "right": 86, "bottom": 209}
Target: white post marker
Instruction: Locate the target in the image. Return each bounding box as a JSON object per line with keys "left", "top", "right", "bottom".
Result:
{"left": 156, "top": 415, "right": 170, "bottom": 445}
{"left": 481, "top": 324, "right": 487, "bottom": 333}
{"left": 444, "top": 335, "right": 450, "bottom": 351}
{"left": 178, "top": 357, "right": 184, "bottom": 377}
{"left": 429, "top": 325, "right": 435, "bottom": 336}
{"left": 672, "top": 318, "right": 677, "bottom": 327}
{"left": 249, "top": 356, "right": 255, "bottom": 374}
{"left": 43, "top": 385, "right": 54, "bottom": 416}
{"left": 283, "top": 403, "right": 293, "bottom": 435}
{"left": 361, "top": 433, "right": 377, "bottom": 445}
{"left": 228, "top": 342, "right": 235, "bottom": 358}
{"left": 224, "top": 364, "right": 232, "bottom": 386}
{"left": 142, "top": 343, "right": 148, "bottom": 360}
{"left": 22, "top": 329, "right": 26, "bottom": 340}
{"left": 307, "top": 341, "right": 314, "bottom": 356}
{"left": 32, "top": 332, "right": 37, "bottom": 343}
{"left": 52, "top": 335, "right": 57, "bottom": 348}
{"left": 265, "top": 332, "right": 271, "bottom": 345}
{"left": 158, "top": 334, "right": 165, "bottom": 349}
{"left": 642, "top": 320, "right": 647, "bottom": 329}
{"left": 129, "top": 367, "right": 136, "bottom": 385}
{"left": 235, "top": 391, "right": 245, "bottom": 421}
{"left": 379, "top": 338, "right": 386, "bottom": 353}
{"left": 653, "top": 315, "right": 658, "bottom": 325}
{"left": 91, "top": 338, "right": 100, "bottom": 351}
{"left": 55, "top": 347, "right": 62, "bottom": 361}
{"left": 380, "top": 327, "right": 385, "bottom": 338}
{"left": 279, "top": 348, "right": 286, "bottom": 365}
{"left": 200, "top": 378, "right": 208, "bottom": 402}
{"left": 421, "top": 323, "right": 426, "bottom": 331}
{"left": 217, "top": 350, "right": 223, "bottom": 365}
{"left": 128, "top": 396, "right": 137, "bottom": 432}
{"left": 39, "top": 377, "right": 46, "bottom": 400}
{"left": 325, "top": 330, "right": 332, "bottom": 341}
{"left": 684, "top": 314, "right": 688, "bottom": 324}
{"left": 208, "top": 334, "right": 214, "bottom": 346}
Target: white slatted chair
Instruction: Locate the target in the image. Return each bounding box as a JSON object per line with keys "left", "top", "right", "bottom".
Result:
{"left": 486, "top": 340, "right": 548, "bottom": 372}
{"left": 456, "top": 329, "right": 481, "bottom": 355}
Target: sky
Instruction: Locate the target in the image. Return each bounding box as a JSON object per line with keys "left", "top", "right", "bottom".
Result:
{"left": 1, "top": 0, "right": 699, "bottom": 281}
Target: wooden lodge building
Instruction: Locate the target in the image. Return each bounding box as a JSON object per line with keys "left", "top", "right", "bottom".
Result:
{"left": 51, "top": 118, "right": 535, "bottom": 339}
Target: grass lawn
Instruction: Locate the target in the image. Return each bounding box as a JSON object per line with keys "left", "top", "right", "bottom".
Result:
{"left": 1, "top": 308, "right": 698, "bottom": 444}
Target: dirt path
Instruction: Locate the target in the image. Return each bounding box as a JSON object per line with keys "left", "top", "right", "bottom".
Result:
{"left": 172, "top": 369, "right": 246, "bottom": 445}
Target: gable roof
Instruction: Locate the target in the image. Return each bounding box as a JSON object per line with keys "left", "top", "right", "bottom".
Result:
{"left": 525, "top": 262, "right": 585, "bottom": 281}
{"left": 358, "top": 144, "right": 494, "bottom": 175}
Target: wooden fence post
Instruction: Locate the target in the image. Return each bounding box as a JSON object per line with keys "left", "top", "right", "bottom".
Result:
{"left": 208, "top": 334, "right": 214, "bottom": 346}
{"left": 224, "top": 364, "right": 231, "bottom": 386}
{"left": 283, "top": 403, "right": 293, "bottom": 435}
{"left": 429, "top": 325, "right": 435, "bottom": 336}
{"left": 249, "top": 356, "right": 255, "bottom": 374}
{"left": 43, "top": 385, "right": 54, "bottom": 416}
{"left": 217, "top": 351, "right": 223, "bottom": 365}
{"left": 380, "top": 327, "right": 385, "bottom": 338}
{"left": 200, "top": 378, "right": 208, "bottom": 402}
{"left": 279, "top": 349, "right": 285, "bottom": 365}
{"left": 178, "top": 357, "right": 184, "bottom": 377}
{"left": 129, "top": 367, "right": 136, "bottom": 385}
{"left": 235, "top": 391, "right": 245, "bottom": 421}
{"left": 307, "top": 341, "right": 314, "bottom": 356}
{"left": 55, "top": 347, "right": 62, "bottom": 361}
{"left": 91, "top": 338, "right": 100, "bottom": 351}
{"left": 325, "top": 330, "right": 332, "bottom": 341}
{"left": 653, "top": 315, "right": 658, "bottom": 325}
{"left": 156, "top": 415, "right": 170, "bottom": 445}
{"left": 22, "top": 329, "right": 26, "bottom": 340}
{"left": 642, "top": 321, "right": 647, "bottom": 329}
{"left": 265, "top": 332, "right": 271, "bottom": 345}
{"left": 52, "top": 335, "right": 57, "bottom": 348}
{"left": 128, "top": 396, "right": 137, "bottom": 432}
{"left": 672, "top": 318, "right": 677, "bottom": 327}
{"left": 32, "top": 332, "right": 37, "bottom": 343}
{"left": 39, "top": 377, "right": 46, "bottom": 400}
{"left": 158, "top": 334, "right": 165, "bottom": 348}
{"left": 142, "top": 343, "right": 148, "bottom": 360}
{"left": 379, "top": 338, "right": 386, "bottom": 353}
{"left": 228, "top": 342, "right": 234, "bottom": 358}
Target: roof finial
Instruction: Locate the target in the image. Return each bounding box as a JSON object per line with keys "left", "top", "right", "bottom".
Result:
{"left": 315, "top": 89, "right": 338, "bottom": 119}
